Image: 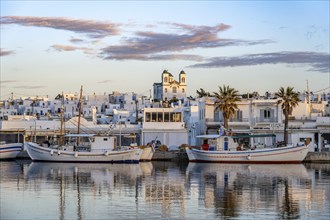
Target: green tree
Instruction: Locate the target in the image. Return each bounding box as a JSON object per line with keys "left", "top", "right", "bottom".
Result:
{"left": 213, "top": 85, "right": 241, "bottom": 130}
{"left": 275, "top": 87, "right": 300, "bottom": 145}
{"left": 196, "top": 88, "right": 211, "bottom": 98}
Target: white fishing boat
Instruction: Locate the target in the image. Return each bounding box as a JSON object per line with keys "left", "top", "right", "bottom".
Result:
{"left": 0, "top": 142, "right": 23, "bottom": 159}
{"left": 186, "top": 133, "right": 308, "bottom": 163}
{"left": 26, "top": 134, "right": 143, "bottom": 163}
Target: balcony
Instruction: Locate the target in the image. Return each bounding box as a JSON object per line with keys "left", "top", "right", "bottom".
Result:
{"left": 205, "top": 119, "right": 221, "bottom": 127}
{"left": 205, "top": 118, "right": 250, "bottom": 127}
{"left": 255, "top": 117, "right": 278, "bottom": 124}
{"left": 316, "top": 117, "right": 330, "bottom": 127}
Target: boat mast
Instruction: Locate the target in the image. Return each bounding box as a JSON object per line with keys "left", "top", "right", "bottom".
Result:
{"left": 77, "top": 85, "right": 83, "bottom": 145}
{"left": 306, "top": 80, "right": 311, "bottom": 119}
{"left": 59, "top": 92, "right": 64, "bottom": 146}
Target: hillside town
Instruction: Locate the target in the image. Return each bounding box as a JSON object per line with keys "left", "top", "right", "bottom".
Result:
{"left": 1, "top": 70, "right": 330, "bottom": 153}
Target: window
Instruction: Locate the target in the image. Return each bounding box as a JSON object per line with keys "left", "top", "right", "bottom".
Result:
{"left": 156, "top": 112, "right": 163, "bottom": 122}
{"left": 182, "top": 77, "right": 185, "bottom": 83}
{"left": 171, "top": 112, "right": 181, "bottom": 122}
{"left": 235, "top": 110, "right": 243, "bottom": 121}
{"left": 182, "top": 88, "right": 185, "bottom": 93}
{"left": 172, "top": 87, "right": 177, "bottom": 93}
{"left": 164, "top": 77, "right": 168, "bottom": 83}
{"left": 264, "top": 109, "right": 271, "bottom": 118}
{"left": 145, "top": 112, "right": 151, "bottom": 122}
{"left": 151, "top": 112, "right": 157, "bottom": 122}
{"left": 165, "top": 88, "right": 167, "bottom": 93}
{"left": 164, "top": 112, "right": 170, "bottom": 122}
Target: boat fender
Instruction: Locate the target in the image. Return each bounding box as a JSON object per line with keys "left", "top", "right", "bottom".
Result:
{"left": 50, "top": 150, "right": 54, "bottom": 156}
{"left": 104, "top": 151, "right": 109, "bottom": 156}
{"left": 247, "top": 155, "right": 251, "bottom": 160}
{"left": 74, "top": 152, "right": 78, "bottom": 158}
{"left": 58, "top": 150, "right": 61, "bottom": 155}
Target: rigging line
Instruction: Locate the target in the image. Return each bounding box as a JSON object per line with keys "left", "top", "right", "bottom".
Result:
{"left": 70, "top": 115, "right": 111, "bottom": 133}
{"left": 314, "top": 87, "right": 330, "bottom": 93}
{"left": 69, "top": 118, "right": 100, "bottom": 134}
{"left": 67, "top": 119, "right": 91, "bottom": 134}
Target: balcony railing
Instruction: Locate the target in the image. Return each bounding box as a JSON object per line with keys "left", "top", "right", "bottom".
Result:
{"left": 206, "top": 118, "right": 249, "bottom": 123}
{"left": 255, "top": 117, "right": 278, "bottom": 123}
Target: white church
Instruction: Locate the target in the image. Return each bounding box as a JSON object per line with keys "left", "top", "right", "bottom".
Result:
{"left": 153, "top": 70, "right": 187, "bottom": 102}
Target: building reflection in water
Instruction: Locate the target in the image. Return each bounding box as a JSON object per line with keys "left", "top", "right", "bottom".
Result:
{"left": 0, "top": 161, "right": 329, "bottom": 219}
{"left": 143, "top": 161, "right": 187, "bottom": 219}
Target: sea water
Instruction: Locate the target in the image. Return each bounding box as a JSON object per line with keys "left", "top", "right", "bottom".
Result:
{"left": 1, "top": 161, "right": 329, "bottom": 219}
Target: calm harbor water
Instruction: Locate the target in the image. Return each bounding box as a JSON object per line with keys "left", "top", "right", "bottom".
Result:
{"left": 1, "top": 160, "right": 329, "bottom": 220}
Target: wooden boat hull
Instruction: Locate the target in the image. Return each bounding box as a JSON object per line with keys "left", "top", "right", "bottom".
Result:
{"left": 0, "top": 143, "right": 23, "bottom": 159}
{"left": 26, "top": 142, "right": 143, "bottom": 163}
{"left": 140, "top": 146, "right": 154, "bottom": 161}
{"left": 186, "top": 145, "right": 308, "bottom": 163}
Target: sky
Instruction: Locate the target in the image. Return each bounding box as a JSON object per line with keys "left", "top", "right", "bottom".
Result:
{"left": 1, "top": 0, "right": 329, "bottom": 100}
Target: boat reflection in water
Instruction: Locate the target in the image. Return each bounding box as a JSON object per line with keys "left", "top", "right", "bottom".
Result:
{"left": 1, "top": 161, "right": 329, "bottom": 219}
{"left": 186, "top": 163, "right": 313, "bottom": 219}
{"left": 24, "top": 162, "right": 154, "bottom": 220}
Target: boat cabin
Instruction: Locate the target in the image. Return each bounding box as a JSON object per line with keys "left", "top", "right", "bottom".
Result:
{"left": 197, "top": 134, "right": 276, "bottom": 151}
{"left": 64, "top": 134, "right": 117, "bottom": 152}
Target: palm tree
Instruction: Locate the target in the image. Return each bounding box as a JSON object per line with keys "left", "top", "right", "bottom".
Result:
{"left": 196, "top": 88, "right": 211, "bottom": 98}
{"left": 213, "top": 85, "right": 241, "bottom": 130}
{"left": 275, "top": 87, "right": 300, "bottom": 145}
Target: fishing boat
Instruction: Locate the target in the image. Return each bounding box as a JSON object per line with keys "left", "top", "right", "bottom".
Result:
{"left": 185, "top": 133, "right": 308, "bottom": 163}
{"left": 0, "top": 142, "right": 23, "bottom": 159}
{"left": 26, "top": 134, "right": 143, "bottom": 163}
{"left": 25, "top": 86, "right": 143, "bottom": 163}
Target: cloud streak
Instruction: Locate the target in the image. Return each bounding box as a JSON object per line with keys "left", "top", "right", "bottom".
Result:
{"left": 13, "top": 85, "right": 47, "bottom": 89}
{"left": 97, "top": 80, "right": 114, "bottom": 84}
{"left": 1, "top": 16, "right": 121, "bottom": 38}
{"left": 70, "top": 37, "right": 85, "bottom": 43}
{"left": 188, "top": 51, "right": 330, "bottom": 73}
{"left": 1, "top": 17, "right": 274, "bottom": 61}
{"left": 101, "top": 23, "right": 273, "bottom": 60}
{"left": 51, "top": 44, "right": 95, "bottom": 55}
{"left": 0, "top": 48, "right": 15, "bottom": 56}
{"left": 0, "top": 80, "right": 19, "bottom": 84}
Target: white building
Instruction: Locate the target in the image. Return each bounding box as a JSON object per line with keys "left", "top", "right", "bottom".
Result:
{"left": 141, "top": 107, "right": 188, "bottom": 149}
{"left": 153, "top": 70, "right": 187, "bottom": 102}
{"left": 193, "top": 96, "right": 330, "bottom": 152}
